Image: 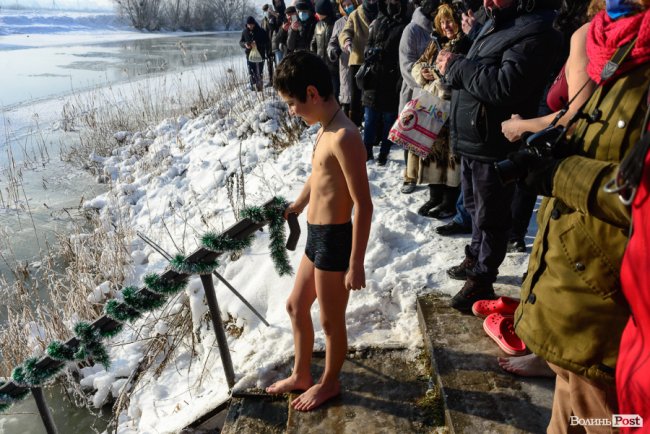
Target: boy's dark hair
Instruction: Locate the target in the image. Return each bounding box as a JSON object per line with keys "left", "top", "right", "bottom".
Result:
{"left": 262, "top": 4, "right": 270, "bottom": 11}
{"left": 274, "top": 51, "right": 333, "bottom": 102}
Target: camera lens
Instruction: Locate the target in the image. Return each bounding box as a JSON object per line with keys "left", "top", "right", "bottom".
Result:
{"left": 494, "top": 157, "right": 528, "bottom": 185}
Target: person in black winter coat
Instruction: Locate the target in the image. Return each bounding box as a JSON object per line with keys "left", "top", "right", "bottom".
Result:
{"left": 240, "top": 16, "right": 271, "bottom": 91}
{"left": 261, "top": 4, "right": 281, "bottom": 84}
{"left": 435, "top": 0, "right": 562, "bottom": 311}
{"left": 312, "top": 0, "right": 339, "bottom": 98}
{"left": 361, "top": 0, "right": 409, "bottom": 164}
{"left": 273, "top": 0, "right": 287, "bottom": 20}
{"left": 287, "top": 1, "right": 318, "bottom": 53}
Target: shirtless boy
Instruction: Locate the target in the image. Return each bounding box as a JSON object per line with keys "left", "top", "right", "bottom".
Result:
{"left": 266, "top": 51, "right": 373, "bottom": 411}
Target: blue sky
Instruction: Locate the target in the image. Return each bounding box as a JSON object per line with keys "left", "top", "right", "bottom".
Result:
{"left": 0, "top": 0, "right": 113, "bottom": 9}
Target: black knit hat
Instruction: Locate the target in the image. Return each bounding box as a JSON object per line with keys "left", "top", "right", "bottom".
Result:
{"left": 315, "top": 0, "right": 335, "bottom": 15}
{"left": 419, "top": 0, "right": 441, "bottom": 16}
{"left": 246, "top": 16, "right": 256, "bottom": 24}
{"left": 295, "top": 0, "right": 311, "bottom": 10}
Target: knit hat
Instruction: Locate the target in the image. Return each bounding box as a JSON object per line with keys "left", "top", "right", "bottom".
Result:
{"left": 315, "top": 0, "right": 335, "bottom": 15}
{"left": 286, "top": 5, "right": 297, "bottom": 13}
{"left": 419, "top": 0, "right": 441, "bottom": 16}
{"left": 246, "top": 16, "right": 256, "bottom": 24}
{"left": 295, "top": 0, "right": 311, "bottom": 11}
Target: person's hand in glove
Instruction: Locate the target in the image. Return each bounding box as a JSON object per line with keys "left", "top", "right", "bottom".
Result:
{"left": 507, "top": 151, "right": 561, "bottom": 197}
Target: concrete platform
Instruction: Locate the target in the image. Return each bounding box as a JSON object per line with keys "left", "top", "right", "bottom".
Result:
{"left": 417, "top": 292, "right": 555, "bottom": 434}
{"left": 285, "top": 348, "right": 442, "bottom": 434}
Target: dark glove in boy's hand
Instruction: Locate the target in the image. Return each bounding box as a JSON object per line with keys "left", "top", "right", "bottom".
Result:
{"left": 507, "top": 151, "right": 560, "bottom": 197}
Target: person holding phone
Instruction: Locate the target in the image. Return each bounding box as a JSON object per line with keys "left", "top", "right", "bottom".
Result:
{"left": 408, "top": 3, "right": 471, "bottom": 218}
{"left": 273, "top": 6, "right": 298, "bottom": 59}
{"left": 287, "top": 1, "right": 318, "bottom": 53}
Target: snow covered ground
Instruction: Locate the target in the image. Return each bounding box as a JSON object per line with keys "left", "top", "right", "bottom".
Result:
{"left": 80, "top": 85, "right": 534, "bottom": 432}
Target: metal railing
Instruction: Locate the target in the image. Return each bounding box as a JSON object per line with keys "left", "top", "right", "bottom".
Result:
{"left": 0, "top": 198, "right": 299, "bottom": 434}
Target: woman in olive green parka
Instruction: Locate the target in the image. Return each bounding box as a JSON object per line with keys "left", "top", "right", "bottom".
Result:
{"left": 514, "top": 6, "right": 650, "bottom": 431}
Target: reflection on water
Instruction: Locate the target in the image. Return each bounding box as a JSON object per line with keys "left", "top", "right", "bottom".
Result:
{"left": 0, "top": 385, "right": 111, "bottom": 434}
{"left": 0, "top": 33, "right": 240, "bottom": 109}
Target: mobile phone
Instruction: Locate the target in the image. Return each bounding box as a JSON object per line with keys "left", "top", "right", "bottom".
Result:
{"left": 291, "top": 14, "right": 298, "bottom": 23}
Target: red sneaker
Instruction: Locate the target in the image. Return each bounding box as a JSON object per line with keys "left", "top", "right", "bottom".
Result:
{"left": 483, "top": 313, "right": 527, "bottom": 356}
{"left": 471, "top": 296, "right": 520, "bottom": 318}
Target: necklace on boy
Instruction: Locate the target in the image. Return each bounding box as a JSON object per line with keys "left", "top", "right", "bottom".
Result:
{"left": 312, "top": 107, "right": 341, "bottom": 158}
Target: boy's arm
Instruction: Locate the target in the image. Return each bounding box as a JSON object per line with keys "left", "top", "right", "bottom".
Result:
{"left": 284, "top": 175, "right": 311, "bottom": 218}
{"left": 332, "top": 129, "right": 373, "bottom": 290}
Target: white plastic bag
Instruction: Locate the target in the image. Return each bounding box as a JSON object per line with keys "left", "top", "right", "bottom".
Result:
{"left": 248, "top": 45, "right": 264, "bottom": 63}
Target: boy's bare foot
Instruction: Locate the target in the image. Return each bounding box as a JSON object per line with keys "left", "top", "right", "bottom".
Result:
{"left": 265, "top": 374, "right": 313, "bottom": 394}
{"left": 498, "top": 353, "right": 555, "bottom": 378}
{"left": 291, "top": 380, "right": 340, "bottom": 411}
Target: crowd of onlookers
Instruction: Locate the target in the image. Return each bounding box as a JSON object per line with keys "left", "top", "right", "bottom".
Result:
{"left": 239, "top": 0, "right": 650, "bottom": 431}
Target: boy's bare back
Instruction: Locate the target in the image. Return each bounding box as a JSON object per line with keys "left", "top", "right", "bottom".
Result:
{"left": 307, "top": 115, "right": 367, "bottom": 226}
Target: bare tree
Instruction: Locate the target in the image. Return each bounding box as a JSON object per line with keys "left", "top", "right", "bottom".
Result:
{"left": 113, "top": 0, "right": 242, "bottom": 31}
{"left": 210, "top": 0, "right": 256, "bottom": 30}
{"left": 113, "top": 0, "right": 163, "bottom": 31}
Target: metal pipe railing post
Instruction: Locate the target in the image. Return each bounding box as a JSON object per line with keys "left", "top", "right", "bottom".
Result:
{"left": 30, "top": 387, "right": 59, "bottom": 434}
{"left": 199, "top": 274, "right": 236, "bottom": 389}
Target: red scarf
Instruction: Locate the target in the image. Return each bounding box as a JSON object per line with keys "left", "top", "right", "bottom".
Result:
{"left": 586, "top": 9, "right": 650, "bottom": 84}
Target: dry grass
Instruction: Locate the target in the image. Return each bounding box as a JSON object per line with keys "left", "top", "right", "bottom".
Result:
{"left": 0, "top": 210, "right": 133, "bottom": 377}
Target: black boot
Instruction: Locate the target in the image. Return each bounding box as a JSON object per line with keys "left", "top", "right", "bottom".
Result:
{"left": 449, "top": 276, "right": 497, "bottom": 313}
{"left": 418, "top": 185, "right": 443, "bottom": 216}
{"left": 447, "top": 246, "right": 477, "bottom": 280}
{"left": 428, "top": 186, "right": 460, "bottom": 219}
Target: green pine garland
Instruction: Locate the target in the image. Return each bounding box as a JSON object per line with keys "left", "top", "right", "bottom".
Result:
{"left": 74, "top": 322, "right": 110, "bottom": 370}
{"left": 144, "top": 273, "right": 188, "bottom": 295}
{"left": 241, "top": 197, "right": 293, "bottom": 276}
{"left": 0, "top": 390, "right": 30, "bottom": 413}
{"left": 122, "top": 286, "right": 166, "bottom": 312}
{"left": 47, "top": 341, "right": 76, "bottom": 361}
{"left": 170, "top": 254, "right": 220, "bottom": 275}
{"left": 105, "top": 299, "right": 142, "bottom": 323}
{"left": 201, "top": 232, "right": 254, "bottom": 253}
{"left": 12, "top": 357, "right": 64, "bottom": 388}
{"left": 267, "top": 200, "right": 293, "bottom": 276}
{"left": 240, "top": 205, "right": 266, "bottom": 223}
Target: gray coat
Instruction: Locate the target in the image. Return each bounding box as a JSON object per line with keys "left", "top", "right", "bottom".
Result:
{"left": 397, "top": 8, "right": 432, "bottom": 111}
{"left": 328, "top": 16, "right": 351, "bottom": 104}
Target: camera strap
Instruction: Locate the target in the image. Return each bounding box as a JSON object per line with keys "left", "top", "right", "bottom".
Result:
{"left": 553, "top": 38, "right": 638, "bottom": 129}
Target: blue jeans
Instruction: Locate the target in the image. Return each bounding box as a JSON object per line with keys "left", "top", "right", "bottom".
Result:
{"left": 363, "top": 106, "right": 396, "bottom": 158}
{"left": 453, "top": 189, "right": 472, "bottom": 228}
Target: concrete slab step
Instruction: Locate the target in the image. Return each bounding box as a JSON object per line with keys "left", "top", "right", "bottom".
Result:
{"left": 417, "top": 292, "right": 554, "bottom": 434}
{"left": 285, "top": 348, "right": 444, "bottom": 434}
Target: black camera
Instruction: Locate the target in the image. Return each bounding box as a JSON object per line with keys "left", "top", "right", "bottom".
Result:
{"left": 494, "top": 125, "right": 569, "bottom": 184}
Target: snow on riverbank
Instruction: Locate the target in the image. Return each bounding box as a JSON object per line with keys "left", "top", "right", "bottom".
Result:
{"left": 81, "top": 84, "right": 532, "bottom": 433}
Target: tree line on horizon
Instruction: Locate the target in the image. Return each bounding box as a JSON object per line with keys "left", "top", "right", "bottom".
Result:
{"left": 112, "top": 0, "right": 257, "bottom": 31}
